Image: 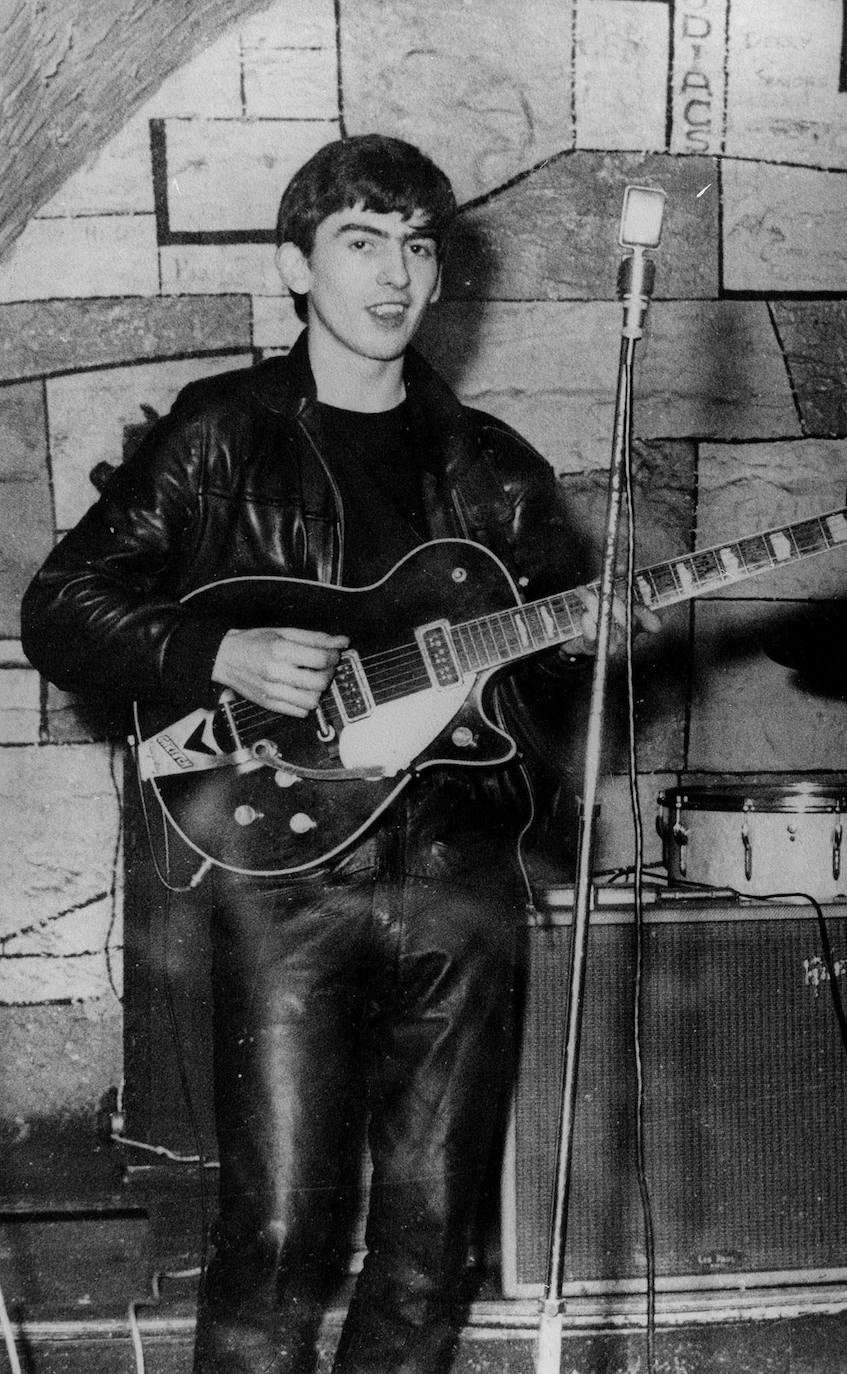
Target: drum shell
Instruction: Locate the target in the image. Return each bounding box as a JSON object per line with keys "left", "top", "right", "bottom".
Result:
{"left": 657, "top": 784, "right": 847, "bottom": 902}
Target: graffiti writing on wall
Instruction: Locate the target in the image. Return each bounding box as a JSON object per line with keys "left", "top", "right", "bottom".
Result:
{"left": 672, "top": 0, "right": 726, "bottom": 155}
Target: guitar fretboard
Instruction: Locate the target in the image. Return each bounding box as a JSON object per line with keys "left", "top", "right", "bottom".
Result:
{"left": 449, "top": 506, "right": 847, "bottom": 675}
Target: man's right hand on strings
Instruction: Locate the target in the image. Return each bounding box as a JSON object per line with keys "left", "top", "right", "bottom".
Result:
{"left": 212, "top": 626, "right": 349, "bottom": 716}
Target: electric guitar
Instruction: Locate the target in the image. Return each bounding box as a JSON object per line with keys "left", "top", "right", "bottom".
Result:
{"left": 133, "top": 506, "right": 847, "bottom": 877}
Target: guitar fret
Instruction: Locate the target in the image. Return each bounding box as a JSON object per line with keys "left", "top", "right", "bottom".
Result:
{"left": 455, "top": 623, "right": 480, "bottom": 672}
{"left": 791, "top": 516, "right": 829, "bottom": 555}
{"left": 689, "top": 549, "right": 723, "bottom": 589}
{"left": 651, "top": 561, "right": 687, "bottom": 601}
{"left": 467, "top": 620, "right": 488, "bottom": 666}
{"left": 499, "top": 610, "right": 524, "bottom": 657}
{"left": 736, "top": 534, "right": 774, "bottom": 572}
{"left": 826, "top": 511, "right": 847, "bottom": 543}
{"left": 765, "top": 528, "right": 795, "bottom": 562}
{"left": 488, "top": 613, "right": 512, "bottom": 661}
{"left": 522, "top": 605, "right": 548, "bottom": 650}
{"left": 550, "top": 595, "right": 580, "bottom": 641}
{"left": 477, "top": 616, "right": 500, "bottom": 665}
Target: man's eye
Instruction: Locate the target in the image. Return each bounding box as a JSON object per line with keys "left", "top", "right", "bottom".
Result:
{"left": 349, "top": 239, "right": 372, "bottom": 251}
{"left": 410, "top": 242, "right": 435, "bottom": 257}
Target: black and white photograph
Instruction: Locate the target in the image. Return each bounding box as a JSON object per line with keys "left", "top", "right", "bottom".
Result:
{"left": 1, "top": 3, "right": 846, "bottom": 1371}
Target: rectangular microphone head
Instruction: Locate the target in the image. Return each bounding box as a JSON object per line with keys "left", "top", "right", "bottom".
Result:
{"left": 619, "top": 185, "right": 666, "bottom": 249}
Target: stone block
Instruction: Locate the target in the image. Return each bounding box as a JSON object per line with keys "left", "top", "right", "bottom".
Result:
{"left": 160, "top": 243, "right": 281, "bottom": 295}
{"left": 0, "top": 744, "right": 122, "bottom": 946}
{"left": 416, "top": 299, "right": 626, "bottom": 475}
{"left": 636, "top": 300, "right": 800, "bottom": 440}
{"left": 726, "top": 0, "right": 847, "bottom": 168}
{"left": 140, "top": 30, "right": 243, "bottom": 118}
{"left": 0, "top": 944, "right": 123, "bottom": 1006}
{"left": 35, "top": 112, "right": 155, "bottom": 218}
{"left": 341, "top": 0, "right": 575, "bottom": 206}
{"left": 0, "top": 381, "right": 53, "bottom": 638}
{"left": 416, "top": 299, "right": 799, "bottom": 477}
{"left": 442, "top": 152, "right": 718, "bottom": 302}
{"left": 696, "top": 439, "right": 847, "bottom": 599}
{"left": 252, "top": 294, "right": 303, "bottom": 350}
{"left": 723, "top": 160, "right": 847, "bottom": 294}
{"left": 47, "top": 352, "right": 252, "bottom": 530}
{"left": 0, "top": 294, "right": 252, "bottom": 383}
{"left": 556, "top": 438, "right": 697, "bottom": 587}
{"left": 670, "top": 0, "right": 727, "bottom": 155}
{"left": 687, "top": 599, "right": 847, "bottom": 772}
{"left": 243, "top": 46, "right": 338, "bottom": 119}
{"left": 575, "top": 1, "right": 669, "bottom": 151}
{"left": 0, "top": 641, "right": 28, "bottom": 667}
{"left": 0, "top": 668, "right": 41, "bottom": 744}
{"left": 240, "top": 0, "right": 336, "bottom": 49}
{"left": 0, "top": 216, "right": 159, "bottom": 303}
{"left": 0, "top": 1003, "right": 123, "bottom": 1117}
{"left": 163, "top": 118, "right": 339, "bottom": 234}
{"left": 770, "top": 301, "right": 847, "bottom": 439}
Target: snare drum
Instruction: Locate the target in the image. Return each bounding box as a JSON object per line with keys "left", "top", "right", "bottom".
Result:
{"left": 657, "top": 783, "right": 846, "bottom": 901}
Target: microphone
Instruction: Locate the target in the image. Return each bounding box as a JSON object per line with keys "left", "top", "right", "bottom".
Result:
{"left": 617, "top": 185, "right": 666, "bottom": 339}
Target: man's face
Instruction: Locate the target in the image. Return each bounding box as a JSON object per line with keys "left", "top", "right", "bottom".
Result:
{"left": 277, "top": 203, "right": 442, "bottom": 366}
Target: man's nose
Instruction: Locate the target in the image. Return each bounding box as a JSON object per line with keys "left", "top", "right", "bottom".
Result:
{"left": 377, "top": 245, "right": 410, "bottom": 287}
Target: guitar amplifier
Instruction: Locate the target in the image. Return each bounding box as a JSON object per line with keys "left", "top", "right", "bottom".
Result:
{"left": 501, "top": 891, "right": 847, "bottom": 1299}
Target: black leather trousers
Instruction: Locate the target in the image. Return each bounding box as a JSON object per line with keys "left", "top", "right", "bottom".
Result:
{"left": 193, "top": 795, "right": 524, "bottom": 1374}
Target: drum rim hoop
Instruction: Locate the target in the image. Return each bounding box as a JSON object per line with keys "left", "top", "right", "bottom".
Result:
{"left": 658, "top": 782, "right": 847, "bottom": 814}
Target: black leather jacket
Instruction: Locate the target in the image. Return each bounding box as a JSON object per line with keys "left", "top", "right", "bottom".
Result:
{"left": 22, "top": 332, "right": 586, "bottom": 706}
{"left": 22, "top": 334, "right": 589, "bottom": 864}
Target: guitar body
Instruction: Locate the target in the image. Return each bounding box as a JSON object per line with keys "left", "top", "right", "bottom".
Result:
{"left": 133, "top": 504, "right": 847, "bottom": 877}
{"left": 134, "top": 540, "right": 523, "bottom": 876}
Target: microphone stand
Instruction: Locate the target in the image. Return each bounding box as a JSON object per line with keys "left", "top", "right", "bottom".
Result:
{"left": 536, "top": 246, "right": 653, "bottom": 1374}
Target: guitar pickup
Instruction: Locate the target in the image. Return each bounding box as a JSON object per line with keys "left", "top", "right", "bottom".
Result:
{"left": 416, "top": 620, "right": 463, "bottom": 689}
{"left": 331, "top": 651, "right": 374, "bottom": 724}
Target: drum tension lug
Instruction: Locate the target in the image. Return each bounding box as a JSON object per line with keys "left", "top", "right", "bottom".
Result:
{"left": 833, "top": 816, "right": 843, "bottom": 882}
{"left": 741, "top": 804, "right": 753, "bottom": 883}
{"left": 672, "top": 798, "right": 688, "bottom": 877}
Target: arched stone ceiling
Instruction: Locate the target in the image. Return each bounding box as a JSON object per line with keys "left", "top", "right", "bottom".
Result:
{"left": 0, "top": 0, "right": 277, "bottom": 260}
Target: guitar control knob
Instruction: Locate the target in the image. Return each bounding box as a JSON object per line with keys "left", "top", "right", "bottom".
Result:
{"left": 289, "top": 812, "right": 317, "bottom": 834}
{"left": 274, "top": 769, "right": 299, "bottom": 788}
{"left": 451, "top": 726, "right": 476, "bottom": 749}
{"left": 234, "top": 804, "right": 263, "bottom": 826}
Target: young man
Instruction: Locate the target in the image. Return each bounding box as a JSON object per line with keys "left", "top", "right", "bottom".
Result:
{"left": 22, "top": 135, "right": 651, "bottom": 1374}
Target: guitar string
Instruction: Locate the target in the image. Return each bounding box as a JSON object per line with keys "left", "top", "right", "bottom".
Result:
{"left": 225, "top": 510, "right": 841, "bottom": 740}
{"left": 226, "top": 597, "right": 586, "bottom": 736}
{"left": 226, "top": 606, "right": 575, "bottom": 732}
{"left": 211, "top": 516, "right": 844, "bottom": 741}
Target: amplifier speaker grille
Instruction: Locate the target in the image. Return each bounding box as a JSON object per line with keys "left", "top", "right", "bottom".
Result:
{"left": 501, "top": 902, "right": 847, "bottom": 1295}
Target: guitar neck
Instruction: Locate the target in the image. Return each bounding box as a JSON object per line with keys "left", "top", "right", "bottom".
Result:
{"left": 449, "top": 505, "right": 847, "bottom": 674}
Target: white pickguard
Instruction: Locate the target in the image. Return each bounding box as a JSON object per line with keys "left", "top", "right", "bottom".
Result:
{"left": 338, "top": 679, "right": 475, "bottom": 776}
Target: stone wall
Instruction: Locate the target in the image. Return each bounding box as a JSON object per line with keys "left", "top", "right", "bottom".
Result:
{"left": 1, "top": 0, "right": 846, "bottom": 1135}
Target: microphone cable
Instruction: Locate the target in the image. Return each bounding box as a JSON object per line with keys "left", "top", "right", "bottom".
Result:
{"left": 622, "top": 376, "right": 658, "bottom": 1373}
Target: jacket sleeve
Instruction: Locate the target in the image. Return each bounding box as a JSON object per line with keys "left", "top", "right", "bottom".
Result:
{"left": 20, "top": 406, "right": 231, "bottom": 709}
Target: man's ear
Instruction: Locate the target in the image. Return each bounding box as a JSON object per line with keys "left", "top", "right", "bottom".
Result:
{"left": 275, "top": 242, "right": 311, "bottom": 296}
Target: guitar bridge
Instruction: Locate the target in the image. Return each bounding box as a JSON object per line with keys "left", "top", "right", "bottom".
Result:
{"left": 416, "top": 620, "right": 462, "bottom": 689}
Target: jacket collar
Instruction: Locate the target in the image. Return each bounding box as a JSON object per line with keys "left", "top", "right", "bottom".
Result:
{"left": 246, "top": 329, "right": 472, "bottom": 480}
